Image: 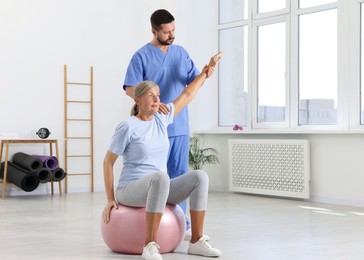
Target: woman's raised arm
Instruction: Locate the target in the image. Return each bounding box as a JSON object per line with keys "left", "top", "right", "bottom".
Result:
{"left": 173, "top": 51, "right": 223, "bottom": 117}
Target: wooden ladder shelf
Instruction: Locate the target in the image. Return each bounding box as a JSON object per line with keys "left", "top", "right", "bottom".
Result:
{"left": 63, "top": 65, "right": 94, "bottom": 193}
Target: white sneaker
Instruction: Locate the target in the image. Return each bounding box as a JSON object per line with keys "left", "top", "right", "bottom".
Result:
{"left": 142, "top": 242, "right": 163, "bottom": 260}
{"left": 188, "top": 236, "right": 221, "bottom": 257}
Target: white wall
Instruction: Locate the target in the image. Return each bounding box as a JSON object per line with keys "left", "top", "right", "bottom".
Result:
{"left": 197, "top": 133, "right": 364, "bottom": 208}
{"left": 0, "top": 0, "right": 218, "bottom": 195}
{"left": 2, "top": 0, "right": 363, "bottom": 209}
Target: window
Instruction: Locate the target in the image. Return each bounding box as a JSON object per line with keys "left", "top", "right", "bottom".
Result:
{"left": 218, "top": 0, "right": 248, "bottom": 127}
{"left": 299, "top": 0, "right": 336, "bottom": 9}
{"left": 217, "top": 0, "right": 364, "bottom": 132}
{"left": 257, "top": 21, "right": 287, "bottom": 123}
{"left": 257, "top": 0, "right": 286, "bottom": 14}
{"left": 219, "top": 0, "right": 247, "bottom": 23}
{"left": 298, "top": 9, "right": 337, "bottom": 125}
{"left": 218, "top": 26, "right": 248, "bottom": 126}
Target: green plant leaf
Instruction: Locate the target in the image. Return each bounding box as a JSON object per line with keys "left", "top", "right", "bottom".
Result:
{"left": 188, "top": 136, "right": 219, "bottom": 170}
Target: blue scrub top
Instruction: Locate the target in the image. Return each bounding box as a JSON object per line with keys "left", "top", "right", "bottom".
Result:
{"left": 123, "top": 43, "right": 199, "bottom": 137}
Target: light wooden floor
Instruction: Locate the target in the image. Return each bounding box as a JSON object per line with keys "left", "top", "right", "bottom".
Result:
{"left": 0, "top": 191, "right": 363, "bottom": 260}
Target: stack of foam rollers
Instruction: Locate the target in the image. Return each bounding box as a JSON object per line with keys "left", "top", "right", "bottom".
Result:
{"left": 0, "top": 152, "right": 67, "bottom": 192}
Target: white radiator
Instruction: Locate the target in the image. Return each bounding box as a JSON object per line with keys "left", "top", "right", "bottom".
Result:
{"left": 229, "top": 139, "right": 310, "bottom": 199}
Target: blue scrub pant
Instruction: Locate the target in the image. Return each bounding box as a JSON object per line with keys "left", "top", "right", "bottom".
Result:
{"left": 167, "top": 135, "right": 190, "bottom": 229}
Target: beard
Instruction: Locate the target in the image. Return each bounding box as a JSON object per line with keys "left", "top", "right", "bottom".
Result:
{"left": 157, "top": 36, "right": 175, "bottom": 46}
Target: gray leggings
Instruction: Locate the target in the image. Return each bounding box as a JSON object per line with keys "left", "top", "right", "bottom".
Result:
{"left": 115, "top": 170, "right": 209, "bottom": 213}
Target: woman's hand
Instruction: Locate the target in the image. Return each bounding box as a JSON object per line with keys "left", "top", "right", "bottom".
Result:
{"left": 208, "top": 51, "right": 223, "bottom": 68}
{"left": 204, "top": 51, "right": 223, "bottom": 78}
{"left": 102, "top": 200, "right": 118, "bottom": 224}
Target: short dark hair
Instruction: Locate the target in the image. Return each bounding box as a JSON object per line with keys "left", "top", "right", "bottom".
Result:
{"left": 150, "top": 9, "right": 175, "bottom": 31}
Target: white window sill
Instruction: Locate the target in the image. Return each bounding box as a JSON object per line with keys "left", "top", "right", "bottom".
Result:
{"left": 193, "top": 127, "right": 364, "bottom": 135}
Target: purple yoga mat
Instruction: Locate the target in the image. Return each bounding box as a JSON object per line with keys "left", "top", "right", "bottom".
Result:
{"left": 32, "top": 155, "right": 58, "bottom": 170}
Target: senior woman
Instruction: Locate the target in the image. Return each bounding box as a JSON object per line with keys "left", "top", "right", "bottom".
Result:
{"left": 102, "top": 51, "right": 222, "bottom": 260}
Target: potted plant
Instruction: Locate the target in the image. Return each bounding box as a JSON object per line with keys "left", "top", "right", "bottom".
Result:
{"left": 188, "top": 136, "right": 220, "bottom": 170}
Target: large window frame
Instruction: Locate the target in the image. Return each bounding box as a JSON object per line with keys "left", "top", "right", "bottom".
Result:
{"left": 295, "top": 2, "right": 342, "bottom": 130}
{"left": 252, "top": 15, "right": 290, "bottom": 129}
{"left": 217, "top": 0, "right": 364, "bottom": 132}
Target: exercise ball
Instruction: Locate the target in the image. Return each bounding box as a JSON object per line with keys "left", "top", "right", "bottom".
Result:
{"left": 101, "top": 204, "right": 185, "bottom": 254}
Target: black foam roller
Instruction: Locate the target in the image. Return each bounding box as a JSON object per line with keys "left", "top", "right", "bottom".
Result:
{"left": 36, "top": 167, "right": 52, "bottom": 183}
{"left": 0, "top": 161, "right": 40, "bottom": 192}
{"left": 12, "top": 152, "right": 43, "bottom": 172}
{"left": 51, "top": 167, "right": 67, "bottom": 182}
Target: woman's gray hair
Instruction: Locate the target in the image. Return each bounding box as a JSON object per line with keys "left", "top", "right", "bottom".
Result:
{"left": 131, "top": 80, "right": 159, "bottom": 116}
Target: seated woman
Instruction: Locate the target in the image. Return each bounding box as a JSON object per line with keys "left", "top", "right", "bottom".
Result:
{"left": 102, "top": 51, "right": 223, "bottom": 260}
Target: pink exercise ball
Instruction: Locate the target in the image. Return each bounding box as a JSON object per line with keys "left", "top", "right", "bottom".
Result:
{"left": 101, "top": 204, "right": 186, "bottom": 254}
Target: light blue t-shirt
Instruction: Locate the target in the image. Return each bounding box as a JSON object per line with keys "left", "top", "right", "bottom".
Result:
{"left": 108, "top": 104, "right": 175, "bottom": 188}
{"left": 123, "top": 43, "right": 199, "bottom": 137}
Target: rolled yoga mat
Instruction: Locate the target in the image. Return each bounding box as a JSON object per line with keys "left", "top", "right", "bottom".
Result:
{"left": 51, "top": 167, "right": 67, "bottom": 182}
{"left": 36, "top": 168, "right": 52, "bottom": 183}
{"left": 32, "top": 155, "right": 58, "bottom": 170}
{"left": 12, "top": 152, "right": 43, "bottom": 172}
{"left": 0, "top": 161, "right": 40, "bottom": 192}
